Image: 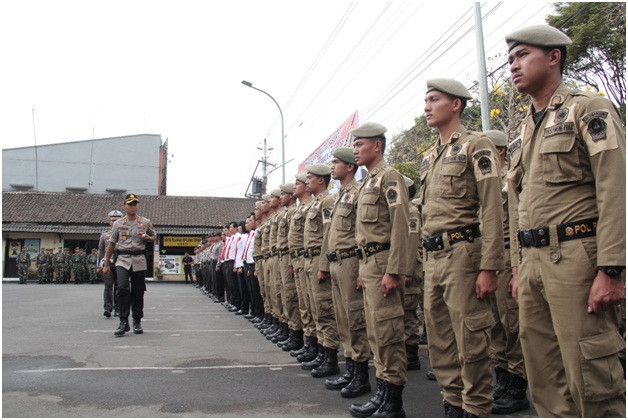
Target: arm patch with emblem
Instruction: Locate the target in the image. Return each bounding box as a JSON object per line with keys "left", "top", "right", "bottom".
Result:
{"left": 409, "top": 217, "right": 419, "bottom": 233}
{"left": 322, "top": 207, "right": 333, "bottom": 224}
{"left": 580, "top": 109, "right": 619, "bottom": 156}
{"left": 472, "top": 148, "right": 498, "bottom": 181}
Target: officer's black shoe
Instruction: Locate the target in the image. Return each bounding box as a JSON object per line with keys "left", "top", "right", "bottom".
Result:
{"left": 326, "top": 357, "right": 354, "bottom": 389}
{"left": 282, "top": 329, "right": 304, "bottom": 351}
{"left": 227, "top": 306, "right": 240, "bottom": 313}
{"left": 301, "top": 344, "right": 324, "bottom": 370}
{"left": 103, "top": 310, "right": 111, "bottom": 318}
{"left": 426, "top": 370, "right": 436, "bottom": 381}
{"left": 292, "top": 335, "right": 313, "bottom": 358}
{"left": 234, "top": 310, "right": 244, "bottom": 315}
{"left": 370, "top": 381, "right": 405, "bottom": 418}
{"left": 462, "top": 410, "right": 478, "bottom": 417}
{"left": 341, "top": 360, "right": 371, "bottom": 398}
{"left": 311, "top": 347, "right": 340, "bottom": 378}
{"left": 114, "top": 319, "right": 129, "bottom": 337}
{"left": 406, "top": 344, "right": 421, "bottom": 370}
{"left": 491, "top": 373, "right": 529, "bottom": 414}
{"left": 133, "top": 319, "right": 143, "bottom": 334}
{"left": 349, "top": 377, "right": 386, "bottom": 418}
{"left": 243, "top": 313, "right": 255, "bottom": 320}
{"left": 492, "top": 366, "right": 510, "bottom": 401}
{"left": 443, "top": 401, "right": 463, "bottom": 418}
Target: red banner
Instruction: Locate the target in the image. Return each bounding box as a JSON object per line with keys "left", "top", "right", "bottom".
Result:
{"left": 298, "top": 111, "right": 359, "bottom": 172}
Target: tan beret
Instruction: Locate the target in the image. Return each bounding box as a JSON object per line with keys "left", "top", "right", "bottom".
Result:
{"left": 261, "top": 193, "right": 271, "bottom": 202}
{"left": 350, "top": 122, "right": 387, "bottom": 139}
{"left": 402, "top": 175, "right": 415, "bottom": 188}
{"left": 506, "top": 25, "right": 572, "bottom": 52}
{"left": 255, "top": 201, "right": 262, "bottom": 210}
{"left": 332, "top": 147, "right": 356, "bottom": 164}
{"left": 411, "top": 198, "right": 422, "bottom": 207}
{"left": 280, "top": 183, "right": 294, "bottom": 194}
{"left": 306, "top": 163, "right": 331, "bottom": 176}
{"left": 270, "top": 189, "right": 282, "bottom": 198}
{"left": 426, "top": 78, "right": 472, "bottom": 100}
{"left": 295, "top": 173, "right": 307, "bottom": 183}
{"left": 484, "top": 130, "right": 508, "bottom": 147}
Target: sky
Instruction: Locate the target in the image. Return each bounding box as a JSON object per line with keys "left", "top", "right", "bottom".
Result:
{"left": 1, "top": 0, "right": 555, "bottom": 198}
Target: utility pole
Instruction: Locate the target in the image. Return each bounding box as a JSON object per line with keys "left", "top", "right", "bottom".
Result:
{"left": 31, "top": 108, "right": 39, "bottom": 191}
{"left": 257, "top": 138, "right": 273, "bottom": 194}
{"left": 474, "top": 2, "right": 492, "bottom": 132}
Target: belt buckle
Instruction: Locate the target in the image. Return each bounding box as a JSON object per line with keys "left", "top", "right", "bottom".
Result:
{"left": 326, "top": 252, "right": 336, "bottom": 262}
{"left": 355, "top": 247, "right": 364, "bottom": 260}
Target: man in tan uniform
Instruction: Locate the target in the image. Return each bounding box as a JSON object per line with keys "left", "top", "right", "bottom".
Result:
{"left": 276, "top": 182, "right": 304, "bottom": 351}
{"left": 420, "top": 79, "right": 503, "bottom": 417}
{"left": 301, "top": 163, "right": 340, "bottom": 377}
{"left": 288, "top": 173, "right": 318, "bottom": 362}
{"left": 252, "top": 201, "right": 269, "bottom": 327}
{"left": 506, "top": 25, "right": 625, "bottom": 417}
{"left": 320, "top": 147, "right": 371, "bottom": 398}
{"left": 349, "top": 122, "right": 411, "bottom": 418}
{"left": 401, "top": 176, "right": 422, "bottom": 372}
{"left": 267, "top": 189, "right": 289, "bottom": 344}
{"left": 257, "top": 194, "right": 275, "bottom": 332}
{"left": 104, "top": 194, "right": 157, "bottom": 337}
{"left": 484, "top": 129, "right": 529, "bottom": 414}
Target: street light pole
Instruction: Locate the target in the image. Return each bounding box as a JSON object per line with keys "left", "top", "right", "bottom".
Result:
{"left": 241, "top": 80, "right": 285, "bottom": 183}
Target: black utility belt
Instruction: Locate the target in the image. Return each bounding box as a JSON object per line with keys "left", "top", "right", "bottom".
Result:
{"left": 504, "top": 239, "right": 511, "bottom": 250}
{"left": 304, "top": 246, "right": 322, "bottom": 258}
{"left": 253, "top": 255, "right": 263, "bottom": 262}
{"left": 355, "top": 243, "right": 390, "bottom": 260}
{"left": 289, "top": 249, "right": 303, "bottom": 259}
{"left": 517, "top": 217, "right": 598, "bottom": 248}
{"left": 423, "top": 224, "right": 482, "bottom": 252}
{"left": 262, "top": 252, "right": 271, "bottom": 259}
{"left": 327, "top": 247, "right": 357, "bottom": 262}
{"left": 279, "top": 248, "right": 290, "bottom": 256}
{"left": 117, "top": 249, "right": 145, "bottom": 256}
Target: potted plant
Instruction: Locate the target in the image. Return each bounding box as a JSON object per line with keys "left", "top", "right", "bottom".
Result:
{"left": 153, "top": 266, "right": 163, "bottom": 281}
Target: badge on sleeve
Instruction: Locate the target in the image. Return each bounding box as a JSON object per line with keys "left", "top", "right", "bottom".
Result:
{"left": 472, "top": 149, "right": 498, "bottom": 181}
{"left": 581, "top": 110, "right": 618, "bottom": 155}
{"left": 409, "top": 217, "right": 419, "bottom": 233}
{"left": 384, "top": 180, "right": 401, "bottom": 207}
{"left": 322, "top": 207, "right": 333, "bottom": 224}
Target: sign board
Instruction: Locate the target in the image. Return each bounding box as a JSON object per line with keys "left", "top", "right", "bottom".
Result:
{"left": 163, "top": 236, "right": 202, "bottom": 247}
{"left": 158, "top": 255, "right": 183, "bottom": 274}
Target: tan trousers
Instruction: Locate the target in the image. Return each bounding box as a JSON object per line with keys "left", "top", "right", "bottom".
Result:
{"left": 519, "top": 237, "right": 625, "bottom": 417}
{"left": 269, "top": 256, "right": 284, "bottom": 322}
{"left": 263, "top": 258, "right": 275, "bottom": 317}
{"left": 279, "top": 254, "right": 302, "bottom": 331}
{"left": 359, "top": 250, "right": 407, "bottom": 385}
{"left": 293, "top": 255, "right": 316, "bottom": 337}
{"left": 330, "top": 256, "right": 370, "bottom": 362}
{"left": 489, "top": 256, "right": 525, "bottom": 378}
{"left": 424, "top": 240, "right": 495, "bottom": 417}
{"left": 304, "top": 254, "right": 339, "bottom": 348}
{"left": 257, "top": 259, "right": 270, "bottom": 314}
{"left": 404, "top": 275, "right": 422, "bottom": 347}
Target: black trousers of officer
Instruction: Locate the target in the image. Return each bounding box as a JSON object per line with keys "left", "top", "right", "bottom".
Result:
{"left": 115, "top": 266, "right": 145, "bottom": 320}
{"left": 184, "top": 265, "right": 192, "bottom": 282}
{"left": 195, "top": 264, "right": 204, "bottom": 286}
{"left": 104, "top": 266, "right": 118, "bottom": 312}
{"left": 245, "top": 262, "right": 263, "bottom": 317}
{"left": 238, "top": 268, "right": 250, "bottom": 314}
{"left": 223, "top": 260, "right": 240, "bottom": 308}
{"left": 209, "top": 260, "right": 217, "bottom": 295}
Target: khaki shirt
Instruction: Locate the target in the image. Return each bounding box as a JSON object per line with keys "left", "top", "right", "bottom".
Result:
{"left": 420, "top": 125, "right": 504, "bottom": 271}
{"left": 288, "top": 196, "right": 314, "bottom": 251}
{"left": 320, "top": 180, "right": 359, "bottom": 272}
{"left": 109, "top": 215, "right": 156, "bottom": 271}
{"left": 356, "top": 160, "right": 411, "bottom": 276}
{"left": 304, "top": 190, "right": 335, "bottom": 250}
{"left": 260, "top": 218, "right": 271, "bottom": 254}
{"left": 277, "top": 203, "right": 296, "bottom": 251}
{"left": 269, "top": 210, "right": 281, "bottom": 252}
{"left": 500, "top": 166, "right": 509, "bottom": 240}
{"left": 253, "top": 227, "right": 263, "bottom": 258}
{"left": 407, "top": 204, "right": 422, "bottom": 278}
{"left": 507, "top": 83, "right": 626, "bottom": 267}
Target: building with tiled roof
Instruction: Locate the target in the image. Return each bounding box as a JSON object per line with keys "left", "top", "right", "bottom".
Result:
{"left": 2, "top": 192, "right": 256, "bottom": 280}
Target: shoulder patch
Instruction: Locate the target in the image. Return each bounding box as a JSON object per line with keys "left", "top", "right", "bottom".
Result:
{"left": 409, "top": 217, "right": 419, "bottom": 233}
{"left": 322, "top": 207, "right": 333, "bottom": 224}
{"left": 472, "top": 148, "right": 498, "bottom": 181}
{"left": 580, "top": 109, "right": 619, "bottom": 155}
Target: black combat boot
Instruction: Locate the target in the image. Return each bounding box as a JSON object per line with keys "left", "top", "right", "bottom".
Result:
{"left": 325, "top": 357, "right": 354, "bottom": 390}
{"left": 406, "top": 343, "right": 421, "bottom": 370}
{"left": 301, "top": 344, "right": 324, "bottom": 370}
{"left": 293, "top": 335, "right": 314, "bottom": 359}
{"left": 254, "top": 314, "right": 270, "bottom": 329}
{"left": 341, "top": 360, "right": 371, "bottom": 398}
{"left": 311, "top": 347, "right": 340, "bottom": 377}
{"left": 114, "top": 318, "right": 130, "bottom": 337}
{"left": 491, "top": 373, "right": 530, "bottom": 414}
{"left": 492, "top": 366, "right": 510, "bottom": 401}
{"left": 349, "top": 377, "right": 386, "bottom": 418}
{"left": 297, "top": 337, "right": 319, "bottom": 362}
{"left": 443, "top": 401, "right": 463, "bottom": 418}
{"left": 272, "top": 324, "right": 289, "bottom": 343}
{"left": 267, "top": 322, "right": 285, "bottom": 341}
{"left": 426, "top": 370, "right": 436, "bottom": 381}
{"left": 282, "top": 329, "right": 304, "bottom": 351}
{"left": 462, "top": 410, "right": 478, "bottom": 417}
{"left": 262, "top": 319, "right": 279, "bottom": 336}
{"left": 132, "top": 319, "right": 143, "bottom": 334}
{"left": 278, "top": 329, "right": 293, "bottom": 347}
{"left": 371, "top": 381, "right": 405, "bottom": 418}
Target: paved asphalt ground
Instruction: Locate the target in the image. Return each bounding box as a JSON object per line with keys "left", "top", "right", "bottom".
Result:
{"left": 3, "top": 281, "right": 536, "bottom": 418}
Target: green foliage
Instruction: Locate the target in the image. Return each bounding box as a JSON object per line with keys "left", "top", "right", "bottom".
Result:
{"left": 386, "top": 115, "right": 437, "bottom": 166}
{"left": 547, "top": 2, "right": 626, "bottom": 114}
{"left": 391, "top": 162, "right": 420, "bottom": 187}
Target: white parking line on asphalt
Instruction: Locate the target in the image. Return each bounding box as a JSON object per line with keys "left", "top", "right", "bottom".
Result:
{"left": 83, "top": 329, "right": 255, "bottom": 333}
{"left": 16, "top": 362, "right": 304, "bottom": 373}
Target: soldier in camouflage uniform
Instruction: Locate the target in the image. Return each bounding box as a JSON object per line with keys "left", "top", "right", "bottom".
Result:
{"left": 73, "top": 247, "right": 85, "bottom": 284}
{"left": 36, "top": 249, "right": 48, "bottom": 284}
{"left": 53, "top": 247, "right": 65, "bottom": 284}
{"left": 17, "top": 247, "right": 31, "bottom": 284}
{"left": 87, "top": 249, "right": 99, "bottom": 284}
{"left": 63, "top": 248, "right": 72, "bottom": 283}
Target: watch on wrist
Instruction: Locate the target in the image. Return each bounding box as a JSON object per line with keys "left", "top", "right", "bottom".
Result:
{"left": 596, "top": 266, "right": 625, "bottom": 277}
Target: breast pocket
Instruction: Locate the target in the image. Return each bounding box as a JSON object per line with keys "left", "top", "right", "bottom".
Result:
{"left": 306, "top": 212, "right": 319, "bottom": 232}
{"left": 507, "top": 147, "right": 524, "bottom": 191}
{"left": 539, "top": 134, "right": 583, "bottom": 184}
{"left": 438, "top": 163, "right": 467, "bottom": 198}
{"left": 419, "top": 170, "right": 428, "bottom": 203}
{"left": 359, "top": 193, "right": 379, "bottom": 223}
{"left": 119, "top": 228, "right": 130, "bottom": 242}
{"left": 335, "top": 206, "right": 354, "bottom": 231}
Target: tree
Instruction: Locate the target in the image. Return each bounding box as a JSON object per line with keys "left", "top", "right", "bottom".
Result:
{"left": 547, "top": 3, "right": 626, "bottom": 119}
